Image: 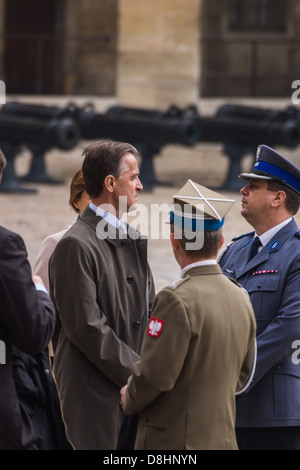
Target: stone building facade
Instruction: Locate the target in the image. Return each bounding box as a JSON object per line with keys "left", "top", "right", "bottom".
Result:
{"left": 0, "top": 0, "right": 299, "bottom": 108}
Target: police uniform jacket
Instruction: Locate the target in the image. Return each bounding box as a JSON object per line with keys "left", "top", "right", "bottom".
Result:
{"left": 219, "top": 218, "right": 300, "bottom": 427}
{"left": 123, "top": 264, "right": 256, "bottom": 450}
{"left": 49, "top": 205, "right": 154, "bottom": 450}
{"left": 0, "top": 227, "right": 55, "bottom": 450}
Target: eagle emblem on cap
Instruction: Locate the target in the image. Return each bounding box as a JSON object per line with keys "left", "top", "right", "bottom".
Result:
{"left": 256, "top": 146, "right": 261, "bottom": 161}
{"left": 147, "top": 317, "right": 165, "bottom": 338}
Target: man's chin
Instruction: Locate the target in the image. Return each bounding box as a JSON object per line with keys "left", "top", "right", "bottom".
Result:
{"left": 240, "top": 208, "right": 248, "bottom": 219}
{"left": 128, "top": 202, "right": 137, "bottom": 212}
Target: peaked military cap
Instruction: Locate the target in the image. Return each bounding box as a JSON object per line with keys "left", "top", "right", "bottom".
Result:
{"left": 170, "top": 179, "right": 235, "bottom": 231}
{"left": 239, "top": 144, "right": 300, "bottom": 195}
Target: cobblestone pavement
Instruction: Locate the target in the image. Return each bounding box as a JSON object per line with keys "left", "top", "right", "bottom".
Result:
{"left": 1, "top": 142, "right": 300, "bottom": 293}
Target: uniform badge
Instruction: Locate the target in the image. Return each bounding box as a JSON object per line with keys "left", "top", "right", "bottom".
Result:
{"left": 269, "top": 240, "right": 281, "bottom": 252}
{"left": 147, "top": 317, "right": 164, "bottom": 338}
{"left": 256, "top": 146, "right": 261, "bottom": 161}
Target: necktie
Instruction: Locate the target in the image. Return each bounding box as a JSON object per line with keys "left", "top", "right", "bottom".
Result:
{"left": 248, "top": 236, "right": 262, "bottom": 261}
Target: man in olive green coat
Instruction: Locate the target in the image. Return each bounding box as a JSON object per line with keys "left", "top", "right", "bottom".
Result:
{"left": 49, "top": 141, "right": 154, "bottom": 450}
{"left": 121, "top": 180, "right": 256, "bottom": 450}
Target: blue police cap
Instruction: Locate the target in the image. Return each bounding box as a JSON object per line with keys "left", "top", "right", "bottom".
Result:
{"left": 239, "top": 144, "right": 300, "bottom": 195}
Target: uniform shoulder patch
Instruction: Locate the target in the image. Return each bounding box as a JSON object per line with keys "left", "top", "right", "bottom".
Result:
{"left": 147, "top": 317, "right": 164, "bottom": 338}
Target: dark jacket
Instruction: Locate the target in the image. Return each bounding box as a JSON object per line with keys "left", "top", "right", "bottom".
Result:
{"left": 0, "top": 226, "right": 55, "bottom": 450}
{"left": 13, "top": 346, "right": 73, "bottom": 450}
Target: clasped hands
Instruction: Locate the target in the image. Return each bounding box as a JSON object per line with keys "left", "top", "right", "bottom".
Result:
{"left": 120, "top": 384, "right": 127, "bottom": 408}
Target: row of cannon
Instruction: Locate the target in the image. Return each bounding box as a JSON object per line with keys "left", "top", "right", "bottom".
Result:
{"left": 0, "top": 100, "right": 299, "bottom": 192}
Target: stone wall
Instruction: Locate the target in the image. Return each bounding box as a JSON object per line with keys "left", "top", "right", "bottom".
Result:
{"left": 117, "top": 0, "right": 202, "bottom": 107}
{"left": 63, "top": 0, "right": 118, "bottom": 95}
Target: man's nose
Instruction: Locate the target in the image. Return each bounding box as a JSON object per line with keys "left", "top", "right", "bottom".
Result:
{"left": 240, "top": 184, "right": 248, "bottom": 195}
{"left": 137, "top": 178, "right": 143, "bottom": 191}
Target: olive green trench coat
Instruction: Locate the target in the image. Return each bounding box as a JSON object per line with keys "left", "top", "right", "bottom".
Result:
{"left": 49, "top": 206, "right": 154, "bottom": 449}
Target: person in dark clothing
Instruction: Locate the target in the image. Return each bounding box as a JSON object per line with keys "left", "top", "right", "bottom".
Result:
{"left": 0, "top": 148, "right": 70, "bottom": 450}
{"left": 13, "top": 346, "right": 73, "bottom": 450}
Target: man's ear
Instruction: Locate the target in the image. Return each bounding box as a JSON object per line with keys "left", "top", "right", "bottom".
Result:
{"left": 219, "top": 234, "right": 225, "bottom": 251}
{"left": 271, "top": 190, "right": 286, "bottom": 208}
{"left": 170, "top": 231, "right": 180, "bottom": 251}
{"left": 104, "top": 175, "right": 115, "bottom": 193}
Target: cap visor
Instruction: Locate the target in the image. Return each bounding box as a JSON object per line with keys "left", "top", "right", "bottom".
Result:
{"left": 239, "top": 172, "right": 272, "bottom": 181}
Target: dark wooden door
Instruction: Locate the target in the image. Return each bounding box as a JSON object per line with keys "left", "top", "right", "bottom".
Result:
{"left": 4, "top": 0, "right": 62, "bottom": 94}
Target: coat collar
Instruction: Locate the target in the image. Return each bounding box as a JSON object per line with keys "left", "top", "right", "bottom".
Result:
{"left": 79, "top": 205, "right": 145, "bottom": 247}
{"left": 234, "top": 218, "right": 298, "bottom": 279}
{"left": 183, "top": 263, "right": 223, "bottom": 277}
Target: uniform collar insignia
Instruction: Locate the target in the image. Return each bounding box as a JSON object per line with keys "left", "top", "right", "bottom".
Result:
{"left": 269, "top": 240, "right": 281, "bottom": 252}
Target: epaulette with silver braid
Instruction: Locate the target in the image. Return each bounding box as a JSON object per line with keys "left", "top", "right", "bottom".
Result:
{"left": 216, "top": 241, "right": 234, "bottom": 263}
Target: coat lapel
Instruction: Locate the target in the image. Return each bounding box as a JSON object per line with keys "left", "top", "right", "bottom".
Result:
{"left": 235, "top": 244, "right": 269, "bottom": 278}
{"left": 80, "top": 205, "right": 124, "bottom": 247}
{"left": 80, "top": 205, "right": 148, "bottom": 251}
{"left": 234, "top": 219, "right": 298, "bottom": 279}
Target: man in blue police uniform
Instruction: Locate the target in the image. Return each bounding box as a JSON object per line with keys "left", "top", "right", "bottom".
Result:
{"left": 219, "top": 144, "right": 300, "bottom": 450}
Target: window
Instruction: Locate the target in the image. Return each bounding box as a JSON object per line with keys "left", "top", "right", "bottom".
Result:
{"left": 228, "top": 0, "right": 287, "bottom": 32}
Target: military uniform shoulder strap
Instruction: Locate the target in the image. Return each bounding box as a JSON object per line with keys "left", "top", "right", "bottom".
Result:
{"left": 165, "top": 276, "right": 189, "bottom": 290}
{"left": 227, "top": 276, "right": 250, "bottom": 298}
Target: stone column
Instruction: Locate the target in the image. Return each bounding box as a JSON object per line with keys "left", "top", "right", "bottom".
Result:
{"left": 117, "top": 0, "right": 202, "bottom": 108}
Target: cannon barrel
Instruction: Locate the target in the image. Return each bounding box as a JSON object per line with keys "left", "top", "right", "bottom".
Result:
{"left": 0, "top": 114, "right": 79, "bottom": 150}
{"left": 193, "top": 115, "right": 300, "bottom": 148}
{"left": 1, "top": 100, "right": 74, "bottom": 120}
{"left": 2, "top": 101, "right": 300, "bottom": 193}
{"left": 216, "top": 103, "right": 300, "bottom": 124}
{"left": 1, "top": 102, "right": 199, "bottom": 146}
{"left": 78, "top": 105, "right": 199, "bottom": 146}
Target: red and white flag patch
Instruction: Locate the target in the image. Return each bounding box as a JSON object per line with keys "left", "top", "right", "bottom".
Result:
{"left": 147, "top": 316, "right": 165, "bottom": 338}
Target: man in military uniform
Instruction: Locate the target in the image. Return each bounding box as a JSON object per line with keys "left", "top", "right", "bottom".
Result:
{"left": 120, "top": 180, "right": 256, "bottom": 450}
{"left": 219, "top": 144, "right": 300, "bottom": 450}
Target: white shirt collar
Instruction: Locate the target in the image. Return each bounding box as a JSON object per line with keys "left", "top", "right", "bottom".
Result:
{"left": 89, "top": 202, "right": 127, "bottom": 231}
{"left": 255, "top": 217, "right": 292, "bottom": 248}
{"left": 180, "top": 259, "right": 217, "bottom": 278}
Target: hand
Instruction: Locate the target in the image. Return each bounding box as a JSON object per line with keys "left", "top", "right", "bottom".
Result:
{"left": 120, "top": 385, "right": 127, "bottom": 408}
{"left": 32, "top": 275, "right": 45, "bottom": 286}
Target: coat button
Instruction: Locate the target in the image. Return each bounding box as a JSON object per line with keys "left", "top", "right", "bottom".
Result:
{"left": 127, "top": 275, "right": 134, "bottom": 283}
{"left": 133, "top": 321, "right": 141, "bottom": 329}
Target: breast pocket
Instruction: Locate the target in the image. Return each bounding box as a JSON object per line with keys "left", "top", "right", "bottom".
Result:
{"left": 246, "top": 273, "right": 280, "bottom": 322}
